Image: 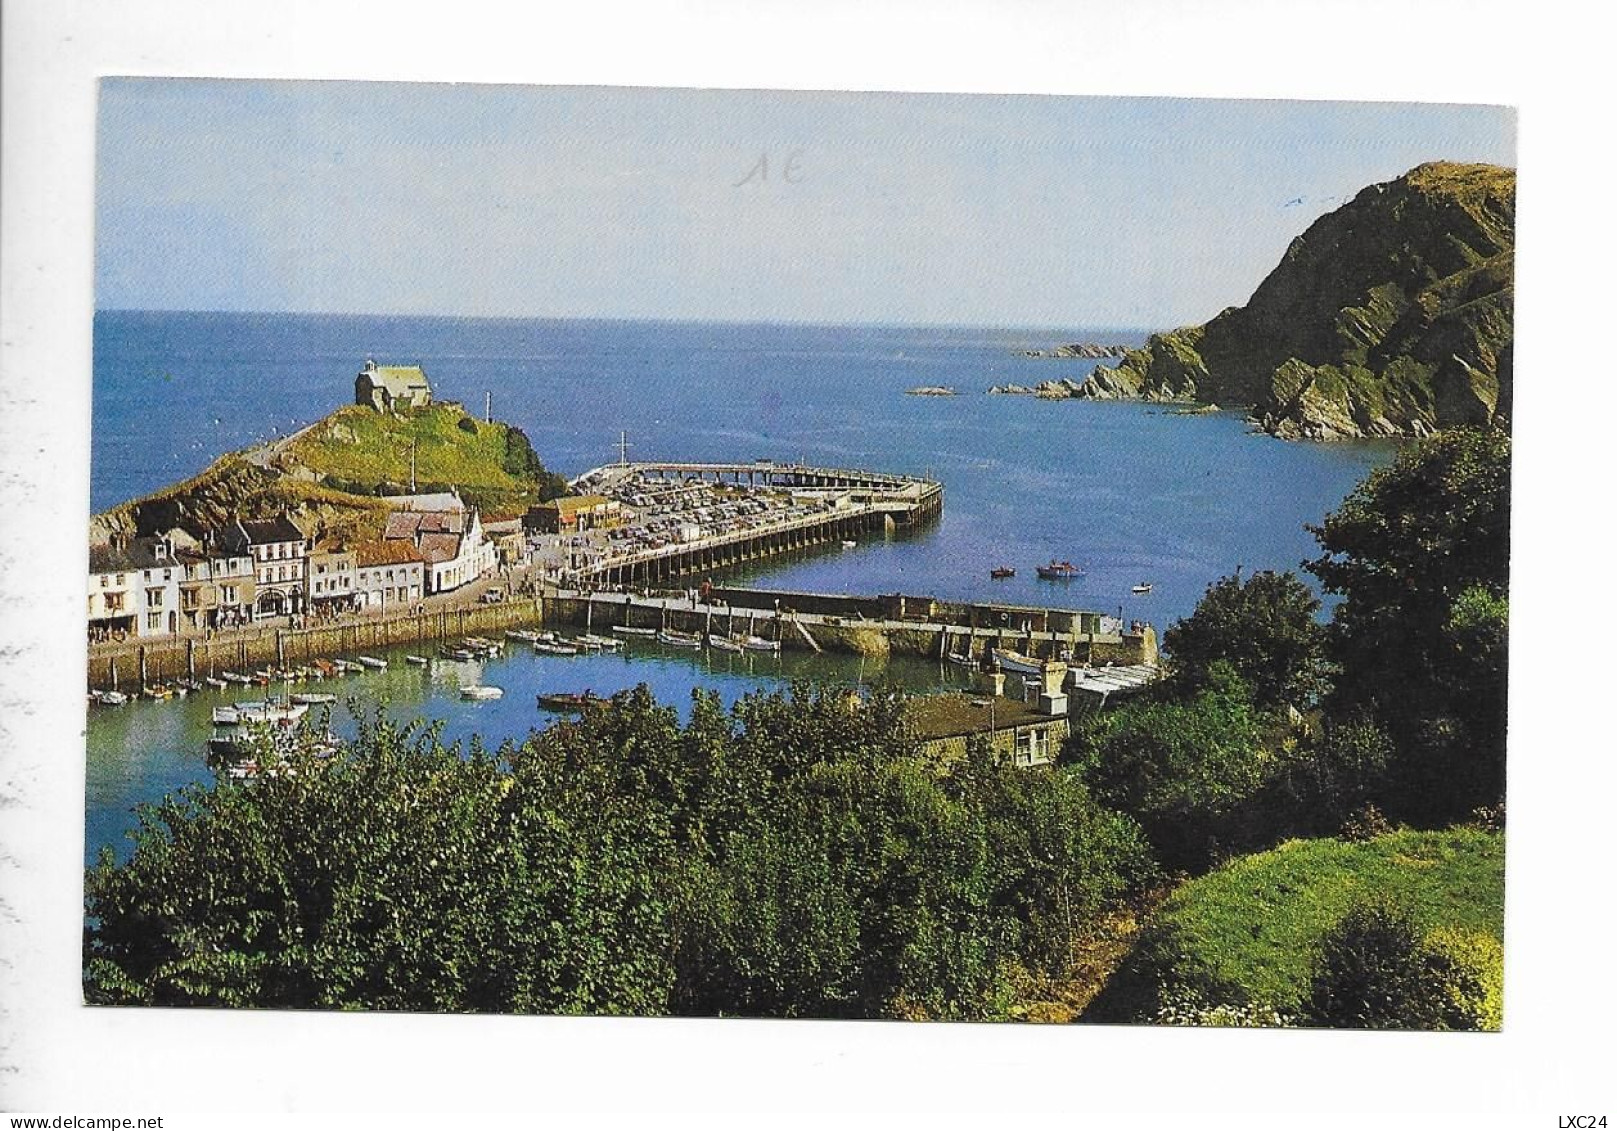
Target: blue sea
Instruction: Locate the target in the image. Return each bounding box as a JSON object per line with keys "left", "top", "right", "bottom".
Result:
{"left": 87, "top": 310, "right": 1399, "bottom": 862}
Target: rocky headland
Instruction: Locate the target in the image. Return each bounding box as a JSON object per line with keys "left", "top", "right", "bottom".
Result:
{"left": 1019, "top": 342, "right": 1131, "bottom": 360}
{"left": 1055, "top": 162, "right": 1515, "bottom": 440}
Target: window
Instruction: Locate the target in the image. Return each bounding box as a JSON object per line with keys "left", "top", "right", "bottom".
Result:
{"left": 145, "top": 587, "right": 164, "bottom": 606}
{"left": 163, "top": 569, "right": 172, "bottom": 581}
{"left": 115, "top": 573, "right": 124, "bottom": 585}
{"left": 105, "top": 592, "right": 125, "bottom": 613}
{"left": 222, "top": 586, "right": 236, "bottom": 604}
{"left": 146, "top": 611, "right": 162, "bottom": 631}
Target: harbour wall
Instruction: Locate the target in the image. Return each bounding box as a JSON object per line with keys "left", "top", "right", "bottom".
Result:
{"left": 87, "top": 598, "right": 546, "bottom": 690}
{"left": 547, "top": 590, "right": 1156, "bottom": 666}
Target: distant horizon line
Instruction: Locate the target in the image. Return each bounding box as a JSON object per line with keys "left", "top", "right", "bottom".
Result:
{"left": 94, "top": 306, "right": 1164, "bottom": 338}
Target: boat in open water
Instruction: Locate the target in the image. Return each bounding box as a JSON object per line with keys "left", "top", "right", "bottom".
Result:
{"left": 990, "top": 566, "right": 1015, "bottom": 580}
{"left": 1035, "top": 560, "right": 1083, "bottom": 580}
{"left": 537, "top": 691, "right": 610, "bottom": 713}
{"left": 1131, "top": 582, "right": 1154, "bottom": 594}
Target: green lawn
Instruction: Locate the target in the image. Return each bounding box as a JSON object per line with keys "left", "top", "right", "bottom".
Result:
{"left": 1085, "top": 827, "right": 1504, "bottom": 1021}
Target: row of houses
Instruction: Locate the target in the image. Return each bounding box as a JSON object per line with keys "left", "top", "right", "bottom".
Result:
{"left": 88, "top": 492, "right": 499, "bottom": 641}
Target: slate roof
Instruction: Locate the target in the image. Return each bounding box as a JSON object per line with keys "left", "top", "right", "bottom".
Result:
{"left": 238, "top": 515, "right": 306, "bottom": 545}
{"left": 905, "top": 693, "right": 1054, "bottom": 743}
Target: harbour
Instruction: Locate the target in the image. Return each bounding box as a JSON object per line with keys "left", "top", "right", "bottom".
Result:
{"left": 85, "top": 313, "right": 1402, "bottom": 868}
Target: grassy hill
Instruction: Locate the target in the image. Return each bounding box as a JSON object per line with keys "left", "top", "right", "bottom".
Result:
{"left": 92, "top": 402, "right": 568, "bottom": 543}
{"left": 283, "top": 403, "right": 566, "bottom": 517}
{"left": 1082, "top": 827, "right": 1504, "bottom": 1024}
{"left": 1077, "top": 162, "right": 1515, "bottom": 439}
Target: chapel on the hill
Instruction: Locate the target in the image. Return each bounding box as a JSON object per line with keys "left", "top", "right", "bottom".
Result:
{"left": 355, "top": 359, "right": 432, "bottom": 412}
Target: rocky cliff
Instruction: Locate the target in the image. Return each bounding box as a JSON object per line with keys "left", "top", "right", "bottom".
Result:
{"left": 1073, "top": 162, "right": 1515, "bottom": 439}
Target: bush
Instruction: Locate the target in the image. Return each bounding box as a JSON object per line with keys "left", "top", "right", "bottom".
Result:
{"left": 1300, "top": 899, "right": 1498, "bottom": 1031}
{"left": 1078, "top": 663, "right": 1272, "bottom": 871}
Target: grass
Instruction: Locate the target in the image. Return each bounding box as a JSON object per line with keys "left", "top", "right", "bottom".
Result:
{"left": 285, "top": 404, "right": 531, "bottom": 492}
{"left": 1084, "top": 827, "right": 1504, "bottom": 1021}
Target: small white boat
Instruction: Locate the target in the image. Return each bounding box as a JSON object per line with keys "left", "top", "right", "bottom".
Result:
{"left": 991, "top": 647, "right": 1043, "bottom": 675}
{"left": 96, "top": 690, "right": 129, "bottom": 706}
{"left": 1131, "top": 583, "right": 1153, "bottom": 594}
{"left": 290, "top": 692, "right": 339, "bottom": 705}
{"left": 460, "top": 685, "right": 504, "bottom": 701}
{"left": 576, "top": 633, "right": 624, "bottom": 652}
{"left": 221, "top": 671, "right": 253, "bottom": 685}
{"left": 356, "top": 656, "right": 388, "bottom": 670}
{"left": 204, "top": 676, "right": 228, "bottom": 690}
{"left": 709, "top": 635, "right": 746, "bottom": 654}
{"left": 657, "top": 629, "right": 704, "bottom": 649}
{"left": 841, "top": 539, "right": 857, "bottom": 549}
{"left": 333, "top": 659, "right": 364, "bottom": 674}
{"left": 945, "top": 650, "right": 975, "bottom": 667}
{"left": 405, "top": 654, "right": 431, "bottom": 665}
{"left": 212, "top": 705, "right": 241, "bottom": 725}
{"left": 505, "top": 629, "right": 542, "bottom": 643}
{"left": 612, "top": 624, "right": 659, "bottom": 637}
{"left": 742, "top": 635, "right": 781, "bottom": 654}
{"left": 534, "top": 640, "right": 580, "bottom": 656}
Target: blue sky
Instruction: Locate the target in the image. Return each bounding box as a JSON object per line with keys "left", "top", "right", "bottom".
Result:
{"left": 96, "top": 80, "right": 1514, "bottom": 328}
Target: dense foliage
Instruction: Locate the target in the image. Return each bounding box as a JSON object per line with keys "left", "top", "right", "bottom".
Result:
{"left": 85, "top": 686, "right": 1155, "bottom": 1018}
{"left": 1162, "top": 570, "right": 1327, "bottom": 710}
{"left": 1308, "top": 427, "right": 1510, "bottom": 823}
{"left": 1070, "top": 663, "right": 1272, "bottom": 872}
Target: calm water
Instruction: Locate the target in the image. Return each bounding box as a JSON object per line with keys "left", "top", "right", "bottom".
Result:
{"left": 87, "top": 311, "right": 1399, "bottom": 862}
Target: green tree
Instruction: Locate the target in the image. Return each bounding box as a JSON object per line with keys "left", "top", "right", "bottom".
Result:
{"left": 1306, "top": 427, "right": 1510, "bottom": 822}
{"left": 1077, "top": 663, "right": 1271, "bottom": 871}
{"left": 1162, "top": 569, "right": 1328, "bottom": 710}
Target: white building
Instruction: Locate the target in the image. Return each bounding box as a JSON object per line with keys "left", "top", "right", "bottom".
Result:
{"left": 354, "top": 541, "right": 426, "bottom": 610}
{"left": 382, "top": 506, "right": 495, "bottom": 594}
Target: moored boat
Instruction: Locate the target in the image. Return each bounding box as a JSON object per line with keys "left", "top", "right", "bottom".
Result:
{"left": 96, "top": 690, "right": 129, "bottom": 706}
{"left": 1131, "top": 582, "right": 1154, "bottom": 594}
{"left": 611, "top": 624, "right": 658, "bottom": 637}
{"left": 576, "top": 633, "right": 624, "bottom": 652}
{"left": 709, "top": 635, "right": 746, "bottom": 654}
{"left": 657, "top": 629, "right": 704, "bottom": 649}
{"left": 405, "top": 654, "right": 431, "bottom": 665}
{"left": 990, "top": 566, "right": 1015, "bottom": 579}
{"left": 460, "top": 685, "right": 504, "bottom": 701}
{"left": 742, "top": 635, "right": 780, "bottom": 654}
{"left": 356, "top": 655, "right": 387, "bottom": 670}
{"left": 1035, "top": 560, "right": 1083, "bottom": 580}
{"left": 290, "top": 692, "right": 339, "bottom": 705}
{"left": 990, "top": 646, "right": 1044, "bottom": 675}
{"left": 534, "top": 640, "right": 580, "bottom": 656}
